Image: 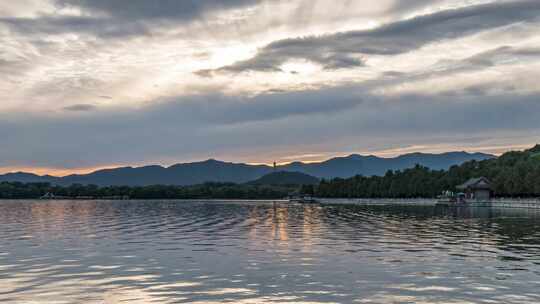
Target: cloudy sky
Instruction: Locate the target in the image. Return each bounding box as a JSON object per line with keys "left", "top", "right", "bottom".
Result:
{"left": 1, "top": 0, "right": 540, "bottom": 175}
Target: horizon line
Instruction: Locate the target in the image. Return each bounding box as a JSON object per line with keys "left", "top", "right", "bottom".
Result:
{"left": 1, "top": 144, "right": 531, "bottom": 178}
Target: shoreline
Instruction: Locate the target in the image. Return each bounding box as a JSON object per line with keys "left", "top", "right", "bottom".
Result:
{"left": 2, "top": 197, "right": 540, "bottom": 207}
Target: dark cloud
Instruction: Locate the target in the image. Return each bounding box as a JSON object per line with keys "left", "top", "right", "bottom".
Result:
{"left": 0, "top": 0, "right": 264, "bottom": 38}
{"left": 203, "top": 1, "right": 540, "bottom": 75}
{"left": 0, "top": 15, "right": 150, "bottom": 38}
{"left": 198, "top": 37, "right": 366, "bottom": 75}
{"left": 63, "top": 104, "right": 97, "bottom": 112}
{"left": 459, "top": 46, "right": 540, "bottom": 67}
{"left": 54, "top": 0, "right": 262, "bottom": 21}
{"left": 152, "top": 86, "right": 365, "bottom": 125}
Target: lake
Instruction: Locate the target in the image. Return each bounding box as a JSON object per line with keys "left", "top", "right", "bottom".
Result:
{"left": 1, "top": 200, "right": 540, "bottom": 303}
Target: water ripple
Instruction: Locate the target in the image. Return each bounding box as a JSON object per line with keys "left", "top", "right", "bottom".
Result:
{"left": 1, "top": 200, "right": 540, "bottom": 303}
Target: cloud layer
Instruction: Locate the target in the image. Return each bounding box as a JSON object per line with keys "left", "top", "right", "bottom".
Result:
{"left": 204, "top": 1, "right": 540, "bottom": 74}
{"left": 1, "top": 0, "right": 264, "bottom": 38}
{"left": 0, "top": 0, "right": 539, "bottom": 173}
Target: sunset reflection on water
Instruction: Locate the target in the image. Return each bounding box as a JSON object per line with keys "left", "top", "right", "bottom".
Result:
{"left": 1, "top": 200, "right": 540, "bottom": 303}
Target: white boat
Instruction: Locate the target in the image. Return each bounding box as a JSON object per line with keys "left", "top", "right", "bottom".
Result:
{"left": 436, "top": 191, "right": 467, "bottom": 206}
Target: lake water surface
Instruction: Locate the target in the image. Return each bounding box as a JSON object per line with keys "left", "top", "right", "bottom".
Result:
{"left": 1, "top": 200, "right": 540, "bottom": 303}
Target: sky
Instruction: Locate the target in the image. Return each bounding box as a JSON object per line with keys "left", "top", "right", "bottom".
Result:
{"left": 1, "top": 0, "right": 540, "bottom": 176}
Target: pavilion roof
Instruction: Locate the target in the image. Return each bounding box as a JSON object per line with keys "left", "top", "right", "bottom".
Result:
{"left": 456, "top": 177, "right": 492, "bottom": 190}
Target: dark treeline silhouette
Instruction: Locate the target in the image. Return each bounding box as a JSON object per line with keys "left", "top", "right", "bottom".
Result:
{"left": 316, "top": 145, "right": 540, "bottom": 198}
{"left": 1, "top": 145, "right": 539, "bottom": 200}
{"left": 0, "top": 182, "right": 294, "bottom": 200}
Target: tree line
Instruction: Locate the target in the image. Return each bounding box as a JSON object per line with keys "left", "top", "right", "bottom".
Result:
{"left": 316, "top": 145, "right": 540, "bottom": 198}
{"left": 1, "top": 145, "right": 539, "bottom": 199}
{"left": 0, "top": 182, "right": 294, "bottom": 200}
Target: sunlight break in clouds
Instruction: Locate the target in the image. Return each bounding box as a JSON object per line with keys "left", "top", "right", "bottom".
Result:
{"left": 0, "top": 0, "right": 539, "bottom": 174}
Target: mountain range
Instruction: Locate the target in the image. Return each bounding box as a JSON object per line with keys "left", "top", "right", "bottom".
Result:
{"left": 0, "top": 152, "right": 494, "bottom": 186}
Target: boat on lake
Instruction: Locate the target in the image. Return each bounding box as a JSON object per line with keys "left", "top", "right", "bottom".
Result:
{"left": 436, "top": 191, "right": 467, "bottom": 206}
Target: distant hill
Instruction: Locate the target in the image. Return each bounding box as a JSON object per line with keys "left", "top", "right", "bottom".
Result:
{"left": 0, "top": 151, "right": 494, "bottom": 186}
{"left": 249, "top": 171, "right": 319, "bottom": 186}
{"left": 316, "top": 144, "right": 540, "bottom": 198}
{"left": 530, "top": 145, "right": 540, "bottom": 160}
{"left": 59, "top": 159, "right": 270, "bottom": 186}
{"left": 279, "top": 152, "right": 494, "bottom": 178}
{"left": 0, "top": 172, "right": 60, "bottom": 184}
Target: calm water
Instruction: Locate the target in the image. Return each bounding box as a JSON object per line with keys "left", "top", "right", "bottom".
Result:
{"left": 1, "top": 200, "right": 540, "bottom": 304}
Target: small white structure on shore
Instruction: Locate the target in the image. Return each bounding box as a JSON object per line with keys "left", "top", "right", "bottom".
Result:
{"left": 40, "top": 192, "right": 56, "bottom": 200}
